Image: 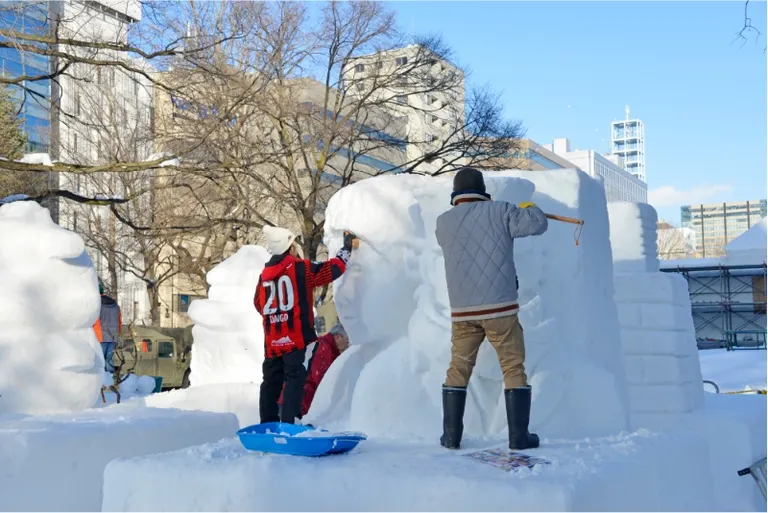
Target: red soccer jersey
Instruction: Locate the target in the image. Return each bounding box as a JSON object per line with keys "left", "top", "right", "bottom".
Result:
{"left": 255, "top": 254, "right": 346, "bottom": 358}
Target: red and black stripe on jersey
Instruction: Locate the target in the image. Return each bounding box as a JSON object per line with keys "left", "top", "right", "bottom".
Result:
{"left": 255, "top": 253, "right": 346, "bottom": 358}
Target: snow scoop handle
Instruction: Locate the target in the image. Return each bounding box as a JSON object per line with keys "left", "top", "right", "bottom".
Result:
{"left": 544, "top": 213, "right": 585, "bottom": 246}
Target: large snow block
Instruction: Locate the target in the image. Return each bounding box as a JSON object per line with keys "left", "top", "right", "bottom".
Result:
{"left": 0, "top": 201, "right": 103, "bottom": 415}
{"left": 0, "top": 406, "right": 238, "bottom": 511}
{"left": 607, "top": 202, "right": 659, "bottom": 273}
{"left": 623, "top": 354, "right": 701, "bottom": 385}
{"left": 102, "top": 430, "right": 717, "bottom": 512}
{"left": 139, "top": 382, "right": 262, "bottom": 428}
{"left": 315, "top": 170, "right": 629, "bottom": 441}
{"left": 620, "top": 328, "right": 696, "bottom": 356}
{"left": 613, "top": 272, "right": 691, "bottom": 306}
{"left": 188, "top": 245, "right": 270, "bottom": 386}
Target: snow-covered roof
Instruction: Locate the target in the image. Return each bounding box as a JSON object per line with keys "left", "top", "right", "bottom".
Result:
{"left": 725, "top": 218, "right": 766, "bottom": 253}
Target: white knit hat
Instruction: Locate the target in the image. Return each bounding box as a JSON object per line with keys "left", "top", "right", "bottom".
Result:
{"left": 263, "top": 225, "right": 299, "bottom": 256}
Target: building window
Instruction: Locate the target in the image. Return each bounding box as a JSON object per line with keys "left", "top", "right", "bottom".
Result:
{"left": 72, "top": 133, "right": 78, "bottom": 154}
{"left": 75, "top": 92, "right": 81, "bottom": 115}
{"left": 396, "top": 56, "right": 408, "bottom": 66}
{"left": 427, "top": 94, "right": 439, "bottom": 105}
{"left": 394, "top": 95, "right": 407, "bottom": 105}
{"left": 427, "top": 133, "right": 438, "bottom": 143}
{"left": 354, "top": 63, "right": 365, "bottom": 72}
{"left": 175, "top": 294, "right": 204, "bottom": 313}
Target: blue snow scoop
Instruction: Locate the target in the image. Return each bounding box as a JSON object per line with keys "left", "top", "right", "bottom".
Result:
{"left": 237, "top": 422, "right": 367, "bottom": 457}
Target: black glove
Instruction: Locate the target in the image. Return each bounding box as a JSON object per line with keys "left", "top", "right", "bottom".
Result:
{"left": 343, "top": 231, "right": 358, "bottom": 252}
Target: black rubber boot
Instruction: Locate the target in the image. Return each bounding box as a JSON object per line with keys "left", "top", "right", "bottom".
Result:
{"left": 440, "top": 386, "right": 467, "bottom": 450}
{"left": 505, "top": 387, "right": 540, "bottom": 451}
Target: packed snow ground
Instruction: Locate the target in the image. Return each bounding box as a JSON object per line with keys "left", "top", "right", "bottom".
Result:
{"left": 103, "top": 429, "right": 716, "bottom": 512}
{"left": 699, "top": 349, "right": 767, "bottom": 392}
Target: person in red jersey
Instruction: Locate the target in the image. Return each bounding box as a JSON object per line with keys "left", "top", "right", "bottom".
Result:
{"left": 278, "top": 323, "right": 350, "bottom": 417}
{"left": 255, "top": 226, "right": 357, "bottom": 424}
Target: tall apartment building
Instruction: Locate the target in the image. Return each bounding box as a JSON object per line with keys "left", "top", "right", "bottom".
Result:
{"left": 681, "top": 200, "right": 767, "bottom": 258}
{"left": 610, "top": 106, "right": 646, "bottom": 182}
{"left": 542, "top": 137, "right": 648, "bottom": 203}
{"left": 342, "top": 45, "right": 466, "bottom": 174}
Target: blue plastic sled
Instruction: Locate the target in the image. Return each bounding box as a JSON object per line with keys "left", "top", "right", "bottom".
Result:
{"left": 237, "top": 422, "right": 367, "bottom": 457}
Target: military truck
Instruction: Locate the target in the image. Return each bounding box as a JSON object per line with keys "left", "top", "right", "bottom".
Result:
{"left": 118, "top": 326, "right": 193, "bottom": 389}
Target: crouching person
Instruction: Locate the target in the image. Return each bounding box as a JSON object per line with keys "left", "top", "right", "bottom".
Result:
{"left": 255, "top": 226, "right": 357, "bottom": 424}
{"left": 435, "top": 167, "right": 548, "bottom": 451}
{"left": 279, "top": 323, "right": 350, "bottom": 417}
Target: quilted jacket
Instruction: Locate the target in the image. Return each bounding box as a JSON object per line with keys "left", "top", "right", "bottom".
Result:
{"left": 435, "top": 199, "right": 548, "bottom": 321}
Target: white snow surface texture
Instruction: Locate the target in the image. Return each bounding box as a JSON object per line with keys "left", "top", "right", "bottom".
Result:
{"left": 0, "top": 201, "right": 103, "bottom": 414}
{"left": 310, "top": 170, "right": 630, "bottom": 440}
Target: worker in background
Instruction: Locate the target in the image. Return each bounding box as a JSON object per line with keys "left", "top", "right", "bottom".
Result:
{"left": 94, "top": 278, "right": 123, "bottom": 373}
{"left": 435, "top": 167, "right": 548, "bottom": 451}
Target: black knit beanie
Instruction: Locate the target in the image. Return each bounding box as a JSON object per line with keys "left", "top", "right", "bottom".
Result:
{"left": 450, "top": 167, "right": 490, "bottom": 205}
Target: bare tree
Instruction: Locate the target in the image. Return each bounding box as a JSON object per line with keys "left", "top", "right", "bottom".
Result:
{"left": 657, "top": 222, "right": 694, "bottom": 260}
{"left": 155, "top": 1, "right": 525, "bottom": 259}
{"left": 734, "top": 0, "right": 765, "bottom": 51}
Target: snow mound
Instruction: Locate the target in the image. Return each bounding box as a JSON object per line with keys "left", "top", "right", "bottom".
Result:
{"left": 0, "top": 201, "right": 103, "bottom": 414}
{"left": 188, "top": 245, "right": 271, "bottom": 386}
{"left": 313, "top": 170, "right": 629, "bottom": 440}
{"left": 0, "top": 405, "right": 238, "bottom": 511}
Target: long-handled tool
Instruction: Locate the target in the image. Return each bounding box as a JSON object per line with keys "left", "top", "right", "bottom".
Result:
{"left": 544, "top": 213, "right": 585, "bottom": 246}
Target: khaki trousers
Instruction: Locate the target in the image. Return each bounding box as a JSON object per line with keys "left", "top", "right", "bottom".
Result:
{"left": 445, "top": 314, "right": 527, "bottom": 389}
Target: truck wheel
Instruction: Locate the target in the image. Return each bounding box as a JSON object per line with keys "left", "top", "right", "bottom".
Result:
{"left": 181, "top": 370, "right": 191, "bottom": 389}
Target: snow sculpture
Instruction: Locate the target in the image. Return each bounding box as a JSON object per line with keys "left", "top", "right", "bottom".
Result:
{"left": 188, "top": 245, "right": 271, "bottom": 386}
{"left": 0, "top": 201, "right": 103, "bottom": 414}
{"left": 311, "top": 170, "right": 630, "bottom": 440}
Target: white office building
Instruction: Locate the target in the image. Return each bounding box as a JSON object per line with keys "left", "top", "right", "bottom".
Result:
{"left": 54, "top": 0, "right": 153, "bottom": 325}
{"left": 342, "top": 45, "right": 466, "bottom": 174}
{"left": 610, "top": 105, "right": 646, "bottom": 182}
{"left": 543, "top": 138, "right": 648, "bottom": 203}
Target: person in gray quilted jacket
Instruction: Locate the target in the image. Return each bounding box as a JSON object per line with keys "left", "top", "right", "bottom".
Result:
{"left": 435, "top": 167, "right": 548, "bottom": 451}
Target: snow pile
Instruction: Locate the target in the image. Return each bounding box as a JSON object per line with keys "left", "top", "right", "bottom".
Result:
{"left": 0, "top": 201, "right": 103, "bottom": 415}
{"left": 607, "top": 204, "right": 704, "bottom": 429}
{"left": 102, "top": 429, "right": 717, "bottom": 512}
{"left": 606, "top": 202, "right": 659, "bottom": 273}
{"left": 187, "top": 245, "right": 271, "bottom": 386}
{"left": 311, "top": 170, "right": 629, "bottom": 440}
{"left": 724, "top": 218, "right": 767, "bottom": 265}
{"left": 0, "top": 405, "right": 238, "bottom": 511}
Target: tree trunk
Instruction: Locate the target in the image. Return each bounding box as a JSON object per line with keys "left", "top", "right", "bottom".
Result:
{"left": 108, "top": 209, "right": 119, "bottom": 296}
{"left": 147, "top": 283, "right": 161, "bottom": 326}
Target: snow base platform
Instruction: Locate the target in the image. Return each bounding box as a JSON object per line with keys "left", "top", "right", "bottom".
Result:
{"left": 103, "top": 429, "right": 718, "bottom": 512}
{"left": 0, "top": 406, "right": 238, "bottom": 512}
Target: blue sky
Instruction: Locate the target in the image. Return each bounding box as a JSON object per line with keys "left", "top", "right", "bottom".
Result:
{"left": 386, "top": 1, "right": 767, "bottom": 224}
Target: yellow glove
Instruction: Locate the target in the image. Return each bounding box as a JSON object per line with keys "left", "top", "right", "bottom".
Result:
{"left": 518, "top": 202, "right": 536, "bottom": 209}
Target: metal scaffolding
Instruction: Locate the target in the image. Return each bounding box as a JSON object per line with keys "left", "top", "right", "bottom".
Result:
{"left": 660, "top": 263, "right": 767, "bottom": 350}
